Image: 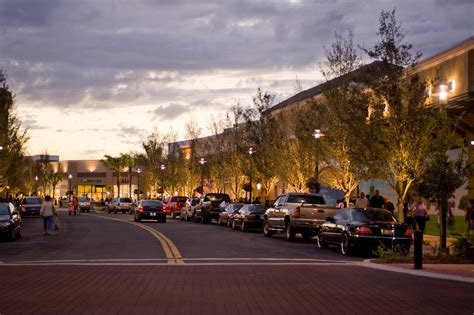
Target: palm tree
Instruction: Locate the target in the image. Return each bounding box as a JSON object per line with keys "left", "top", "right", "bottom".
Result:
{"left": 48, "top": 173, "right": 64, "bottom": 201}
{"left": 121, "top": 153, "right": 136, "bottom": 198}
{"left": 101, "top": 155, "right": 127, "bottom": 198}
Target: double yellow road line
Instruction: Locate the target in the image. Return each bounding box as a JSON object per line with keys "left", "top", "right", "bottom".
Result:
{"left": 91, "top": 215, "right": 184, "bottom": 265}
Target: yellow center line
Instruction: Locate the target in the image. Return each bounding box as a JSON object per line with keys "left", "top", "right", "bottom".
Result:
{"left": 85, "top": 214, "right": 184, "bottom": 265}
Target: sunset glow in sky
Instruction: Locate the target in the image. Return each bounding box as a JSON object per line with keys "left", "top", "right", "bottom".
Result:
{"left": 1, "top": 0, "right": 472, "bottom": 159}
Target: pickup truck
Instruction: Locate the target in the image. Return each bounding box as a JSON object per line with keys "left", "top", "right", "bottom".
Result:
{"left": 194, "top": 193, "right": 231, "bottom": 224}
{"left": 263, "top": 193, "right": 339, "bottom": 241}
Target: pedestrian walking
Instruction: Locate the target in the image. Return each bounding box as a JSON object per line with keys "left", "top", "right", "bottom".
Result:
{"left": 355, "top": 192, "right": 368, "bottom": 208}
{"left": 72, "top": 196, "right": 78, "bottom": 215}
{"left": 369, "top": 190, "right": 385, "bottom": 209}
{"left": 40, "top": 195, "right": 56, "bottom": 235}
{"left": 413, "top": 197, "right": 428, "bottom": 233}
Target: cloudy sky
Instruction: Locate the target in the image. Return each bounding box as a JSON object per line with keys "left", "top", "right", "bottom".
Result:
{"left": 0, "top": 0, "right": 472, "bottom": 160}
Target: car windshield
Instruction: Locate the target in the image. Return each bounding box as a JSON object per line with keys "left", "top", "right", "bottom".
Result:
{"left": 142, "top": 200, "right": 162, "bottom": 206}
{"left": 358, "top": 209, "right": 398, "bottom": 223}
{"left": 120, "top": 198, "right": 132, "bottom": 203}
{"left": 205, "top": 194, "right": 231, "bottom": 202}
{"left": 287, "top": 195, "right": 325, "bottom": 205}
{"left": 23, "top": 198, "right": 41, "bottom": 205}
{"left": 0, "top": 204, "right": 10, "bottom": 215}
{"left": 173, "top": 197, "right": 187, "bottom": 202}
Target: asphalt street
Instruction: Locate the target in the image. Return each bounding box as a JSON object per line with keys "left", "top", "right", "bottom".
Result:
{"left": 0, "top": 210, "right": 472, "bottom": 314}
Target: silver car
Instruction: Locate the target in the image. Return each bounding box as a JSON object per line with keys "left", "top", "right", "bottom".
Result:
{"left": 108, "top": 198, "right": 133, "bottom": 214}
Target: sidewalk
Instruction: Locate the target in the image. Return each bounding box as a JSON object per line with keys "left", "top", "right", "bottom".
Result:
{"left": 363, "top": 260, "right": 474, "bottom": 283}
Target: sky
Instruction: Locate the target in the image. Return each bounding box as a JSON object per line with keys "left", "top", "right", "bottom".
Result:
{"left": 0, "top": 0, "right": 472, "bottom": 160}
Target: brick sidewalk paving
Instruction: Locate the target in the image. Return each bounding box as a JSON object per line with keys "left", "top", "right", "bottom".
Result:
{"left": 0, "top": 265, "right": 471, "bottom": 314}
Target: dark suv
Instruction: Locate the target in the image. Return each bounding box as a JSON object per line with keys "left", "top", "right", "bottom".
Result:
{"left": 194, "top": 193, "right": 231, "bottom": 224}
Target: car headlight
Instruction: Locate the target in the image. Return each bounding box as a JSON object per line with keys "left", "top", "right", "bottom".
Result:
{"left": 0, "top": 222, "right": 11, "bottom": 227}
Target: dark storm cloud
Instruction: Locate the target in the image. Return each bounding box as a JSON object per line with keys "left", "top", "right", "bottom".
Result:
{"left": 1, "top": 0, "right": 472, "bottom": 112}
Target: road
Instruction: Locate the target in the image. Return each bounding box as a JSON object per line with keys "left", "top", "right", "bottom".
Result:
{"left": 0, "top": 210, "right": 472, "bottom": 314}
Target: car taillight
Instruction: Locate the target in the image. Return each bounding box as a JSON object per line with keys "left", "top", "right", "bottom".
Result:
{"left": 248, "top": 214, "right": 256, "bottom": 220}
{"left": 138, "top": 205, "right": 144, "bottom": 212}
{"left": 355, "top": 225, "right": 373, "bottom": 236}
{"left": 403, "top": 227, "right": 413, "bottom": 237}
{"left": 292, "top": 206, "right": 301, "bottom": 218}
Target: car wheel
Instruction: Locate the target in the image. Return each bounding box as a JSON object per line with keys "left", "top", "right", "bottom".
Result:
{"left": 201, "top": 215, "right": 206, "bottom": 224}
{"left": 136, "top": 216, "right": 141, "bottom": 222}
{"left": 162, "top": 216, "right": 167, "bottom": 223}
{"left": 241, "top": 221, "right": 246, "bottom": 232}
{"left": 16, "top": 227, "right": 22, "bottom": 239}
{"left": 217, "top": 217, "right": 222, "bottom": 226}
{"left": 341, "top": 233, "right": 352, "bottom": 255}
{"left": 285, "top": 223, "right": 296, "bottom": 242}
{"left": 114, "top": 209, "right": 118, "bottom": 214}
{"left": 232, "top": 220, "right": 237, "bottom": 230}
{"left": 317, "top": 230, "right": 328, "bottom": 249}
{"left": 301, "top": 232, "right": 313, "bottom": 241}
{"left": 122, "top": 210, "right": 126, "bottom": 214}
{"left": 263, "top": 222, "right": 273, "bottom": 237}
{"left": 133, "top": 215, "right": 137, "bottom": 222}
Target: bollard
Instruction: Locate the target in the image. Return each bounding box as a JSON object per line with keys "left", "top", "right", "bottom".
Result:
{"left": 414, "top": 230, "right": 423, "bottom": 269}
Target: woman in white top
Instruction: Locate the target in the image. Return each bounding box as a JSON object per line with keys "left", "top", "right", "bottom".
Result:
{"left": 40, "top": 195, "right": 56, "bottom": 235}
{"left": 355, "top": 192, "right": 369, "bottom": 208}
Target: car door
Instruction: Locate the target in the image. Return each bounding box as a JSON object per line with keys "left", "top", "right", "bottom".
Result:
{"left": 266, "top": 195, "right": 286, "bottom": 229}
{"left": 324, "top": 210, "right": 346, "bottom": 243}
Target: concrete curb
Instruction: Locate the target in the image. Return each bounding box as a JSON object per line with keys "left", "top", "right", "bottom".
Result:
{"left": 360, "top": 259, "right": 474, "bottom": 283}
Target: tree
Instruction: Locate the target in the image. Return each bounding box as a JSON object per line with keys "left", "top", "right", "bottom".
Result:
{"left": 0, "top": 70, "right": 29, "bottom": 197}
{"left": 415, "top": 112, "right": 473, "bottom": 250}
{"left": 141, "top": 131, "right": 166, "bottom": 196}
{"left": 242, "top": 88, "right": 285, "bottom": 201}
{"left": 363, "top": 9, "right": 439, "bottom": 221}
{"left": 47, "top": 173, "right": 64, "bottom": 201}
{"left": 101, "top": 155, "right": 127, "bottom": 198}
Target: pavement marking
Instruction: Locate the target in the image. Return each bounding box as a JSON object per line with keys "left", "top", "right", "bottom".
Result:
{"left": 84, "top": 214, "right": 184, "bottom": 265}
{"left": 0, "top": 257, "right": 358, "bottom": 266}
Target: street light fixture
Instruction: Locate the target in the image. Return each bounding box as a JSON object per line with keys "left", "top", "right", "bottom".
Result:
{"left": 248, "top": 147, "right": 255, "bottom": 203}
{"left": 137, "top": 168, "right": 141, "bottom": 200}
{"left": 160, "top": 164, "right": 165, "bottom": 200}
{"left": 199, "top": 158, "right": 206, "bottom": 195}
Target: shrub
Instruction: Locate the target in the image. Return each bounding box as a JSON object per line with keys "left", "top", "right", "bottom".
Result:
{"left": 452, "top": 234, "right": 474, "bottom": 262}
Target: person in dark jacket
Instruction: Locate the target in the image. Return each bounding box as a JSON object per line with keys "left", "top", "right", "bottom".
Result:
{"left": 370, "top": 190, "right": 385, "bottom": 209}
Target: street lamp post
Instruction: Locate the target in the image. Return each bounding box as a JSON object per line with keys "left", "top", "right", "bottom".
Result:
{"left": 313, "top": 129, "right": 323, "bottom": 193}
{"left": 199, "top": 158, "right": 206, "bottom": 195}
{"left": 248, "top": 147, "right": 254, "bottom": 203}
{"left": 137, "top": 168, "right": 141, "bottom": 200}
{"left": 68, "top": 174, "right": 72, "bottom": 199}
{"left": 160, "top": 164, "right": 165, "bottom": 200}
{"left": 35, "top": 176, "right": 38, "bottom": 196}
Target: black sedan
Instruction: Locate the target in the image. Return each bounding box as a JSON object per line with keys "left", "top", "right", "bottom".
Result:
{"left": 0, "top": 203, "right": 22, "bottom": 241}
{"left": 217, "top": 203, "right": 244, "bottom": 227}
{"left": 317, "top": 207, "right": 412, "bottom": 255}
{"left": 133, "top": 200, "right": 166, "bottom": 223}
{"left": 232, "top": 204, "right": 266, "bottom": 232}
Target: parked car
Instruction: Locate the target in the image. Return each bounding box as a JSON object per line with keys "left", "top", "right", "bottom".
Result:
{"left": 263, "top": 193, "right": 338, "bottom": 241}
{"left": 19, "top": 196, "right": 42, "bottom": 216}
{"left": 232, "top": 204, "right": 266, "bottom": 232}
{"left": 194, "top": 193, "right": 231, "bottom": 224}
{"left": 132, "top": 200, "right": 166, "bottom": 223}
{"left": 0, "top": 202, "right": 22, "bottom": 241}
{"left": 108, "top": 197, "right": 133, "bottom": 214}
{"left": 180, "top": 198, "right": 199, "bottom": 221}
{"left": 77, "top": 197, "right": 91, "bottom": 213}
{"left": 317, "top": 207, "right": 413, "bottom": 255}
{"left": 163, "top": 196, "right": 188, "bottom": 218}
{"left": 217, "top": 203, "right": 244, "bottom": 227}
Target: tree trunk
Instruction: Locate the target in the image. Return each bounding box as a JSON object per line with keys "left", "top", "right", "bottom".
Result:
{"left": 117, "top": 174, "right": 121, "bottom": 198}
{"left": 440, "top": 198, "right": 448, "bottom": 251}
{"left": 129, "top": 171, "right": 132, "bottom": 198}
